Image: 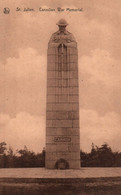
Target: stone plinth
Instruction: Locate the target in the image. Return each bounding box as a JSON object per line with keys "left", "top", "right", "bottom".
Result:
{"left": 1, "top": 168, "right": 121, "bottom": 195}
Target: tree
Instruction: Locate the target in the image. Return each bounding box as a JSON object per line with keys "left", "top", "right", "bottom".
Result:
{"left": 6, "top": 147, "right": 15, "bottom": 168}
{"left": 0, "top": 142, "right": 7, "bottom": 168}
{"left": 81, "top": 143, "right": 116, "bottom": 167}
{"left": 0, "top": 142, "right": 7, "bottom": 155}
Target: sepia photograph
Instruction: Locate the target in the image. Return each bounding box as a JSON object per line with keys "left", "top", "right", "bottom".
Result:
{"left": 0, "top": 0, "right": 121, "bottom": 194}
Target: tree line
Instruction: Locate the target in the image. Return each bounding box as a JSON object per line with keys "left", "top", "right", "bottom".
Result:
{"left": 0, "top": 142, "right": 45, "bottom": 168}
{"left": 81, "top": 143, "right": 121, "bottom": 167}
{"left": 0, "top": 142, "right": 121, "bottom": 168}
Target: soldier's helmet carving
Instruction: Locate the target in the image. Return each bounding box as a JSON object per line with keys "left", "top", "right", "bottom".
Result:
{"left": 56, "top": 19, "right": 68, "bottom": 26}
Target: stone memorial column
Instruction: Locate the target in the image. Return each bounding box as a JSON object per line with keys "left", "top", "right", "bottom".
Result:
{"left": 46, "top": 19, "right": 80, "bottom": 169}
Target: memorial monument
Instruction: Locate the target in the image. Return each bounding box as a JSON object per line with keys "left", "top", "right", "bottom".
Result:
{"left": 46, "top": 19, "right": 80, "bottom": 169}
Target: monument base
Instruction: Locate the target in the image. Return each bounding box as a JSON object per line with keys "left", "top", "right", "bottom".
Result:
{"left": 0, "top": 168, "right": 121, "bottom": 195}
{"left": 46, "top": 158, "right": 80, "bottom": 169}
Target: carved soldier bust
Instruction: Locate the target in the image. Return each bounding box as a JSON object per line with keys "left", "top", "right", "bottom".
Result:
{"left": 49, "top": 19, "right": 76, "bottom": 44}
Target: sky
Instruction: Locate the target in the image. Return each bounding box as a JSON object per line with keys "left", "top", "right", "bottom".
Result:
{"left": 0, "top": 0, "right": 121, "bottom": 153}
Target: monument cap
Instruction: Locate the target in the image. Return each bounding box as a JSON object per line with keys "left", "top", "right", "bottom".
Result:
{"left": 56, "top": 19, "right": 68, "bottom": 26}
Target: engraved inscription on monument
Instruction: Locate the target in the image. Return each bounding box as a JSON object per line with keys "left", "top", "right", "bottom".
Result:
{"left": 46, "top": 19, "right": 80, "bottom": 169}
{"left": 54, "top": 137, "right": 71, "bottom": 142}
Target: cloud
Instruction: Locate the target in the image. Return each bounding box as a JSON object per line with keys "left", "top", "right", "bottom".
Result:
{"left": 0, "top": 114, "right": 10, "bottom": 126}
{"left": 80, "top": 109, "right": 121, "bottom": 152}
{"left": 0, "top": 48, "right": 46, "bottom": 116}
{"left": 0, "top": 112, "right": 45, "bottom": 152}
{"left": 5, "top": 48, "right": 46, "bottom": 78}
{"left": 0, "top": 110, "right": 120, "bottom": 153}
{"left": 79, "top": 49, "right": 121, "bottom": 86}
